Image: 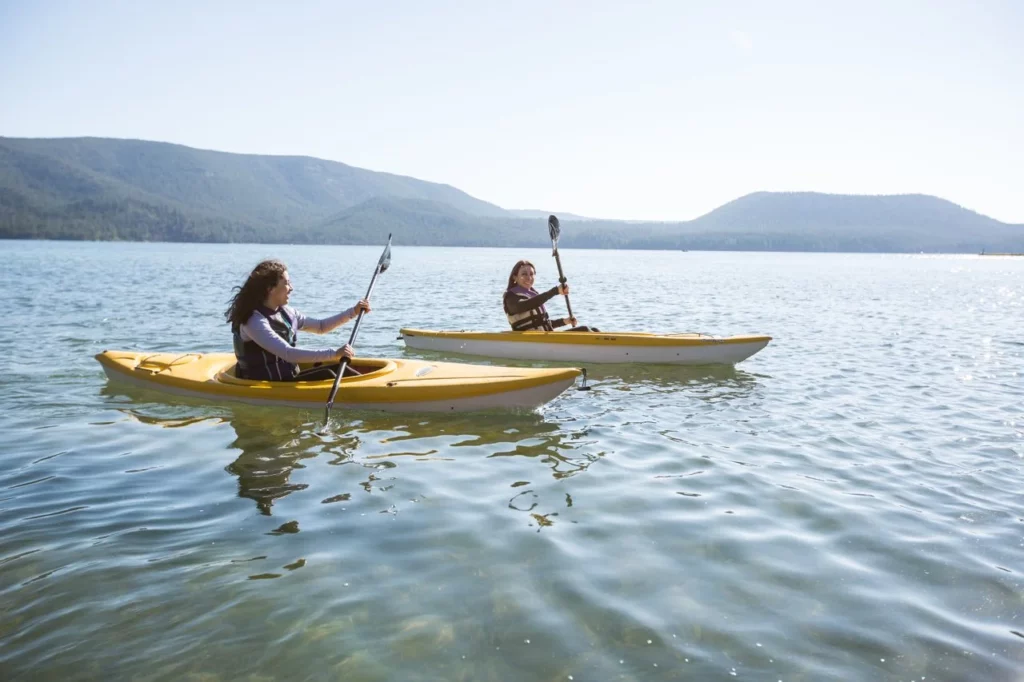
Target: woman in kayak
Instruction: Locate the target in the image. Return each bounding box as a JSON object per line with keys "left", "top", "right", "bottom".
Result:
{"left": 225, "top": 259, "right": 370, "bottom": 381}
{"left": 503, "top": 259, "right": 598, "bottom": 331}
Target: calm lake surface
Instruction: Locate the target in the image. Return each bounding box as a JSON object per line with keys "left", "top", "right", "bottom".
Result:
{"left": 1, "top": 241, "right": 1022, "bottom": 681}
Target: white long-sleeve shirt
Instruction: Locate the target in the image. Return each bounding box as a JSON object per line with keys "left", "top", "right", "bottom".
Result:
{"left": 239, "top": 305, "right": 359, "bottom": 364}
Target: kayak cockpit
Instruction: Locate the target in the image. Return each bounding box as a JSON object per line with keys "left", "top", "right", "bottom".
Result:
{"left": 215, "top": 359, "right": 397, "bottom": 386}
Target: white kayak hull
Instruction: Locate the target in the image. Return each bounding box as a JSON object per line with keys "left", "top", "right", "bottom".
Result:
{"left": 399, "top": 329, "right": 771, "bottom": 365}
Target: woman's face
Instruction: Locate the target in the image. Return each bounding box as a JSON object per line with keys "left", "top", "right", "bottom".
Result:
{"left": 265, "top": 271, "right": 293, "bottom": 308}
{"left": 514, "top": 264, "right": 536, "bottom": 289}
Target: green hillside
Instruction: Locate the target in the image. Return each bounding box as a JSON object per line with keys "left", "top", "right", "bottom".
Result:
{"left": 2, "top": 136, "right": 1022, "bottom": 252}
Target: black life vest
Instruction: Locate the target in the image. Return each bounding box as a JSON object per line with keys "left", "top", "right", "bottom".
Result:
{"left": 232, "top": 306, "right": 299, "bottom": 381}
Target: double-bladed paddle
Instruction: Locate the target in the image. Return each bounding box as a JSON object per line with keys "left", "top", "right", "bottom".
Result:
{"left": 324, "top": 235, "right": 392, "bottom": 423}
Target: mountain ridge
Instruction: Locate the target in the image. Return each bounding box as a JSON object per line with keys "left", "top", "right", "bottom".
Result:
{"left": 1, "top": 136, "right": 1021, "bottom": 252}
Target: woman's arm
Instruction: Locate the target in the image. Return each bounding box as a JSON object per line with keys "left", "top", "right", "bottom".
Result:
{"left": 293, "top": 305, "right": 359, "bottom": 335}
{"left": 503, "top": 286, "right": 560, "bottom": 315}
{"left": 242, "top": 315, "right": 342, "bottom": 363}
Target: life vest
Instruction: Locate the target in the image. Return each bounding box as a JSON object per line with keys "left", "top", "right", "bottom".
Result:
{"left": 232, "top": 306, "right": 299, "bottom": 381}
{"left": 505, "top": 285, "right": 553, "bottom": 331}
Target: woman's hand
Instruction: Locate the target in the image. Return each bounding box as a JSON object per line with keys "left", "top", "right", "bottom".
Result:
{"left": 353, "top": 299, "right": 371, "bottom": 314}
{"left": 568, "top": 316, "right": 578, "bottom": 327}
{"left": 557, "top": 283, "right": 570, "bottom": 296}
{"left": 337, "top": 344, "right": 355, "bottom": 361}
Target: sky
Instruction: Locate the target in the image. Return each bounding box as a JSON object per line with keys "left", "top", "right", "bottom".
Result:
{"left": 2, "top": 0, "right": 1022, "bottom": 222}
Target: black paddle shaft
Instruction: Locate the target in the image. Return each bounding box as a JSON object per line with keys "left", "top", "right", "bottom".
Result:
{"left": 547, "top": 214, "right": 575, "bottom": 323}
{"left": 324, "top": 236, "right": 392, "bottom": 422}
{"left": 551, "top": 249, "right": 574, "bottom": 321}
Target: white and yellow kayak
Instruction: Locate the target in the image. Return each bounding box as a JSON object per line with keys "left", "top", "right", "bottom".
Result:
{"left": 399, "top": 329, "right": 771, "bottom": 365}
{"left": 96, "top": 351, "right": 582, "bottom": 412}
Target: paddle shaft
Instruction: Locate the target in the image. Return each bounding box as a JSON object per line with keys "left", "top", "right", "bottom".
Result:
{"left": 324, "top": 266, "right": 381, "bottom": 418}
{"left": 551, "top": 244, "right": 575, "bottom": 322}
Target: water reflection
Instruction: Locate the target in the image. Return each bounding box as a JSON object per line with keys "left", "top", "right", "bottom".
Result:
{"left": 401, "top": 347, "right": 764, "bottom": 395}
{"left": 584, "top": 363, "right": 763, "bottom": 393}
{"left": 486, "top": 429, "right": 601, "bottom": 480}
{"left": 101, "top": 384, "right": 588, "bottom": 519}
{"left": 105, "top": 394, "right": 314, "bottom": 515}
{"left": 223, "top": 412, "right": 325, "bottom": 516}
{"left": 346, "top": 412, "right": 600, "bottom": 479}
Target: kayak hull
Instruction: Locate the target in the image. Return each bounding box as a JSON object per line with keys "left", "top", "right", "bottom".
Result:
{"left": 96, "top": 351, "right": 581, "bottom": 412}
{"left": 399, "top": 329, "right": 771, "bottom": 365}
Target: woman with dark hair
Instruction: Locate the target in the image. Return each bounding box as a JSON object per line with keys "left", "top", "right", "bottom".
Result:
{"left": 502, "top": 260, "right": 597, "bottom": 332}
{"left": 225, "top": 260, "right": 370, "bottom": 381}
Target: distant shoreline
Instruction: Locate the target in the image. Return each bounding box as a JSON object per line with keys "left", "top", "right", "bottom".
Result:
{"left": 4, "top": 237, "right": 1020, "bottom": 256}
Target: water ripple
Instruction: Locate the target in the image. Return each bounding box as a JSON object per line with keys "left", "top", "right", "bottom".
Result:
{"left": 1, "top": 245, "right": 1022, "bottom": 680}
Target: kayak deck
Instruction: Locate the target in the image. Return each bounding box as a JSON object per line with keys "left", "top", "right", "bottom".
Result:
{"left": 399, "top": 328, "right": 771, "bottom": 365}
{"left": 96, "top": 351, "right": 582, "bottom": 412}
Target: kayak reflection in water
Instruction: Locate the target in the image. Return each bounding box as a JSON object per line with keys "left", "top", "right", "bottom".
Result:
{"left": 225, "top": 259, "right": 370, "bottom": 381}
{"left": 503, "top": 259, "right": 599, "bottom": 332}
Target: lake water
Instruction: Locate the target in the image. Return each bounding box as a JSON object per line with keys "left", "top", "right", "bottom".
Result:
{"left": 2, "top": 241, "right": 1022, "bottom": 681}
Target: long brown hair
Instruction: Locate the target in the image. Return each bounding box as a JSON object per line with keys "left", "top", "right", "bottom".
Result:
{"left": 225, "top": 259, "right": 288, "bottom": 327}
{"left": 506, "top": 259, "right": 536, "bottom": 291}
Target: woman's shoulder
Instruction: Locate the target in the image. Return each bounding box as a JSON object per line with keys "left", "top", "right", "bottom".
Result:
{"left": 504, "top": 288, "right": 530, "bottom": 303}
{"left": 258, "top": 305, "right": 300, "bottom": 320}
{"left": 243, "top": 306, "right": 288, "bottom": 325}
{"left": 237, "top": 308, "right": 262, "bottom": 328}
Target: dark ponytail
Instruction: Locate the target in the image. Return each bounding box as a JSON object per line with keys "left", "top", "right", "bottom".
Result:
{"left": 225, "top": 260, "right": 287, "bottom": 327}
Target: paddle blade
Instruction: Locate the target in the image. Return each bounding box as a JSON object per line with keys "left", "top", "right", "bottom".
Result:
{"left": 378, "top": 234, "right": 392, "bottom": 274}
{"left": 548, "top": 215, "right": 561, "bottom": 243}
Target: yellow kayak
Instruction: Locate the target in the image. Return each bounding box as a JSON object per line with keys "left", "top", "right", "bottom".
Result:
{"left": 96, "top": 351, "right": 582, "bottom": 412}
